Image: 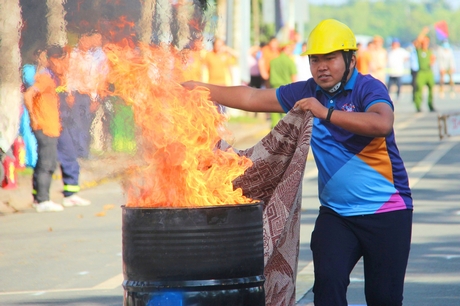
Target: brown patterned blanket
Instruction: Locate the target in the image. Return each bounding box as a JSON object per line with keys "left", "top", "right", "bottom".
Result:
{"left": 221, "top": 108, "right": 313, "bottom": 306}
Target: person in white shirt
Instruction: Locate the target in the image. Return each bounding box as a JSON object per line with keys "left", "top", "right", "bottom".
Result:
{"left": 369, "top": 35, "right": 387, "bottom": 84}
{"left": 67, "top": 31, "right": 109, "bottom": 158}
{"left": 295, "top": 42, "right": 312, "bottom": 81}
{"left": 387, "top": 38, "right": 409, "bottom": 101}
{"left": 437, "top": 40, "right": 456, "bottom": 98}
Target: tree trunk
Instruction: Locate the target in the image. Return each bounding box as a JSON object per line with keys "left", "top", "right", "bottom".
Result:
{"left": 0, "top": 0, "right": 22, "bottom": 153}
{"left": 252, "top": 0, "right": 260, "bottom": 46}
{"left": 190, "top": 0, "right": 207, "bottom": 42}
{"left": 139, "top": 0, "right": 156, "bottom": 44}
{"left": 156, "top": 0, "right": 173, "bottom": 44}
{"left": 173, "top": 0, "right": 192, "bottom": 50}
{"left": 46, "top": 0, "right": 67, "bottom": 46}
{"left": 216, "top": 0, "right": 226, "bottom": 39}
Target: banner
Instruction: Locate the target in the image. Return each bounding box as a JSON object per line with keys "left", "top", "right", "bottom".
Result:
{"left": 434, "top": 20, "right": 449, "bottom": 41}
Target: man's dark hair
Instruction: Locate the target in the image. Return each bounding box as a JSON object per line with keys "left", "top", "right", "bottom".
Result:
{"left": 80, "top": 29, "right": 99, "bottom": 38}
{"left": 33, "top": 43, "right": 47, "bottom": 57}
{"left": 46, "top": 45, "right": 66, "bottom": 59}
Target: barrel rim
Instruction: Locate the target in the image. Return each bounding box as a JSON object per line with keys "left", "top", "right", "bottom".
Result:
{"left": 121, "top": 201, "right": 263, "bottom": 210}
{"left": 122, "top": 275, "right": 266, "bottom": 291}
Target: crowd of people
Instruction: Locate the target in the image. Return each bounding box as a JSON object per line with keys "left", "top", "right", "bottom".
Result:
{"left": 15, "top": 30, "right": 240, "bottom": 212}
{"left": 243, "top": 26, "right": 456, "bottom": 132}
{"left": 20, "top": 31, "right": 110, "bottom": 212}
{"left": 246, "top": 32, "right": 312, "bottom": 127}
{"left": 355, "top": 28, "right": 456, "bottom": 112}
{"left": 246, "top": 26, "right": 456, "bottom": 118}
{"left": 183, "top": 32, "right": 313, "bottom": 127}
{"left": 16, "top": 31, "right": 254, "bottom": 212}
{"left": 11, "top": 23, "right": 456, "bottom": 214}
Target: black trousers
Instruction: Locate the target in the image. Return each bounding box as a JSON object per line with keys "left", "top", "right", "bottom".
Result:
{"left": 311, "top": 206, "right": 412, "bottom": 306}
{"left": 58, "top": 93, "right": 81, "bottom": 197}
{"left": 71, "top": 92, "right": 95, "bottom": 158}
{"left": 32, "top": 130, "right": 58, "bottom": 203}
{"left": 387, "top": 76, "right": 402, "bottom": 98}
{"left": 411, "top": 70, "right": 418, "bottom": 102}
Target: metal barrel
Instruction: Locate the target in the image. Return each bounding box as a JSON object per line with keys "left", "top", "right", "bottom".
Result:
{"left": 122, "top": 203, "right": 265, "bottom": 306}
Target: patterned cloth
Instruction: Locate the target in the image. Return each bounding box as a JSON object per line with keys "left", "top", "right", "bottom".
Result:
{"left": 220, "top": 108, "right": 313, "bottom": 305}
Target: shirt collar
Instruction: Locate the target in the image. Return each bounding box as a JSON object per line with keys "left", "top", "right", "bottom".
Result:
{"left": 315, "top": 68, "right": 358, "bottom": 93}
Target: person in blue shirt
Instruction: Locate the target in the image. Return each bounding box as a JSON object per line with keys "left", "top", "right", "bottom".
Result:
{"left": 183, "top": 19, "right": 412, "bottom": 306}
{"left": 408, "top": 38, "right": 420, "bottom": 103}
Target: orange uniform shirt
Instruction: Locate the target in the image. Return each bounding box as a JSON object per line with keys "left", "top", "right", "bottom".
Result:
{"left": 182, "top": 50, "right": 206, "bottom": 82}
{"left": 261, "top": 46, "right": 280, "bottom": 78}
{"left": 29, "top": 70, "right": 61, "bottom": 137}
{"left": 204, "top": 51, "right": 235, "bottom": 86}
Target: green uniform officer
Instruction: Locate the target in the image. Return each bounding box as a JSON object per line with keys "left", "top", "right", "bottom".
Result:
{"left": 268, "top": 42, "right": 298, "bottom": 128}
{"left": 414, "top": 36, "right": 435, "bottom": 112}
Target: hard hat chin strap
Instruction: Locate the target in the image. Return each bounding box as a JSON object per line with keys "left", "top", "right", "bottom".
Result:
{"left": 338, "top": 51, "right": 353, "bottom": 93}
{"left": 328, "top": 82, "right": 341, "bottom": 93}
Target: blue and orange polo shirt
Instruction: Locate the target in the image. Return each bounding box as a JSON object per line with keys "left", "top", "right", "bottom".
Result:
{"left": 276, "top": 68, "right": 412, "bottom": 216}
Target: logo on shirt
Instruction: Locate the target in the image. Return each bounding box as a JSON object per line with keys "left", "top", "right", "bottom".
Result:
{"left": 341, "top": 103, "right": 355, "bottom": 112}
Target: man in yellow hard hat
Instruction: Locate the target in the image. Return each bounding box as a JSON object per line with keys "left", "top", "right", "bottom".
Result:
{"left": 183, "top": 19, "right": 412, "bottom": 306}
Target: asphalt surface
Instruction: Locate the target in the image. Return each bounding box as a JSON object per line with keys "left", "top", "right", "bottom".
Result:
{"left": 1, "top": 85, "right": 460, "bottom": 305}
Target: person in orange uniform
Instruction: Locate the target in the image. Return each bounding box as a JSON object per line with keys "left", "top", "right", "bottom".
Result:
{"left": 204, "top": 38, "right": 238, "bottom": 112}
{"left": 369, "top": 35, "right": 387, "bottom": 83}
{"left": 204, "top": 38, "right": 237, "bottom": 86}
{"left": 258, "top": 36, "right": 280, "bottom": 88}
{"left": 356, "top": 42, "right": 371, "bottom": 74}
{"left": 23, "top": 46, "right": 64, "bottom": 213}
{"left": 182, "top": 38, "right": 207, "bottom": 83}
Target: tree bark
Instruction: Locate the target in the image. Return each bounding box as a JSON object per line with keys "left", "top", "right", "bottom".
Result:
{"left": 0, "top": 0, "right": 22, "bottom": 152}
{"left": 173, "top": 0, "right": 192, "bottom": 50}
{"left": 139, "top": 0, "right": 156, "bottom": 44}
{"left": 46, "top": 0, "right": 67, "bottom": 46}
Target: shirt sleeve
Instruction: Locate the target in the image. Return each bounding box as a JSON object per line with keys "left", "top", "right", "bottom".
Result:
{"left": 33, "top": 73, "right": 54, "bottom": 93}
{"left": 276, "top": 79, "right": 316, "bottom": 112}
{"left": 357, "top": 76, "right": 394, "bottom": 111}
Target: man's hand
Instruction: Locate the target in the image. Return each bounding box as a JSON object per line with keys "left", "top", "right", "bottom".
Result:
{"left": 294, "top": 97, "right": 328, "bottom": 120}
{"left": 90, "top": 99, "right": 100, "bottom": 113}
{"left": 181, "top": 80, "right": 200, "bottom": 90}
{"left": 66, "top": 94, "right": 75, "bottom": 108}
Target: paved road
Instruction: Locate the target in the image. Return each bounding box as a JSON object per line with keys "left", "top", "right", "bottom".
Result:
{"left": 0, "top": 86, "right": 459, "bottom": 305}
{"left": 0, "top": 181, "right": 124, "bottom": 305}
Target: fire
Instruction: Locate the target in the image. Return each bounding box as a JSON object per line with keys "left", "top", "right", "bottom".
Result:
{"left": 104, "top": 42, "right": 254, "bottom": 207}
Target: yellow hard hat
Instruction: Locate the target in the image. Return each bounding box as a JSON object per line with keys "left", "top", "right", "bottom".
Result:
{"left": 302, "top": 19, "right": 358, "bottom": 55}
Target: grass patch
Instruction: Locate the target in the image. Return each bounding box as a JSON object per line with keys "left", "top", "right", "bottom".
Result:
{"left": 17, "top": 167, "right": 34, "bottom": 176}
{"left": 227, "top": 115, "right": 265, "bottom": 124}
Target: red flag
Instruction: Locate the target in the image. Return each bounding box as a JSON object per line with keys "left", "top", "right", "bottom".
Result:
{"left": 434, "top": 20, "right": 449, "bottom": 41}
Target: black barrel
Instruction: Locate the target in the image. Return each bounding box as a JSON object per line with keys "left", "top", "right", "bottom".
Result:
{"left": 122, "top": 203, "right": 265, "bottom": 306}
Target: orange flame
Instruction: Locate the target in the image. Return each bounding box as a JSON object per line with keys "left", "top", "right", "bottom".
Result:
{"left": 104, "top": 42, "right": 254, "bottom": 207}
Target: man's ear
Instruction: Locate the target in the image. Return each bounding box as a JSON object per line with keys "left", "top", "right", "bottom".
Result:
{"left": 350, "top": 54, "right": 357, "bottom": 69}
